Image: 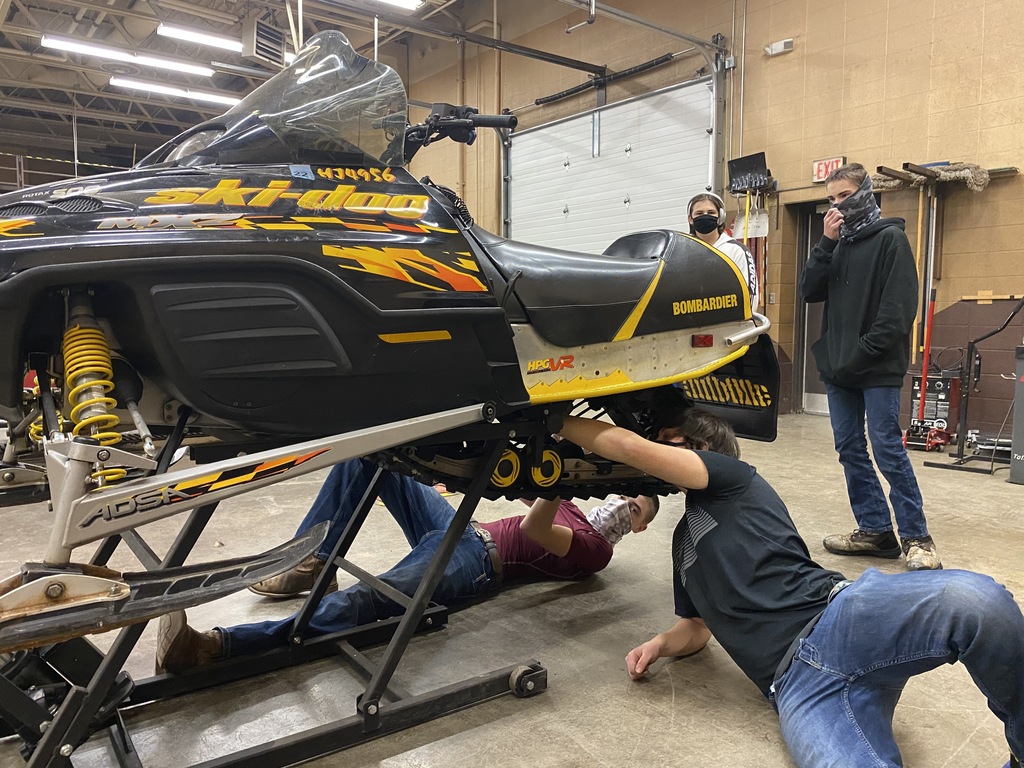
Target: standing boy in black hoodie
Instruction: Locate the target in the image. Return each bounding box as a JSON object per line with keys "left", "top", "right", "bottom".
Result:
{"left": 800, "top": 162, "right": 941, "bottom": 571}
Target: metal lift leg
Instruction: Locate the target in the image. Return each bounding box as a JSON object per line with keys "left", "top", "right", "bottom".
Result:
{"left": 115, "top": 443, "right": 547, "bottom": 768}
{"left": 17, "top": 504, "right": 219, "bottom": 768}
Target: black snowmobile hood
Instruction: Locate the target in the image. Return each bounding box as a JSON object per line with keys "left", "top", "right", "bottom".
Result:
{"left": 0, "top": 30, "right": 419, "bottom": 282}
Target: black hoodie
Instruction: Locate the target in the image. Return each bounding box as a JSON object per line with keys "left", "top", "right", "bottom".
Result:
{"left": 800, "top": 217, "right": 918, "bottom": 388}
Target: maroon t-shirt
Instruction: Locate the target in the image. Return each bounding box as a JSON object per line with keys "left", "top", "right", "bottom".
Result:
{"left": 478, "top": 501, "right": 613, "bottom": 580}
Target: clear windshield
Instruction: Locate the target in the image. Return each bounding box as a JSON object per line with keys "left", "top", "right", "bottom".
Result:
{"left": 221, "top": 30, "right": 408, "bottom": 166}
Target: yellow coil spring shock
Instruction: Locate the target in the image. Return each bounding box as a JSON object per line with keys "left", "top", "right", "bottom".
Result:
{"left": 27, "top": 383, "right": 64, "bottom": 443}
{"left": 62, "top": 323, "right": 126, "bottom": 484}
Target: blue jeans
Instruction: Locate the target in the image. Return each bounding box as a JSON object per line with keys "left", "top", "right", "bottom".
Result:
{"left": 221, "top": 459, "right": 498, "bottom": 657}
{"left": 825, "top": 384, "right": 928, "bottom": 539}
{"left": 773, "top": 568, "right": 1024, "bottom": 767}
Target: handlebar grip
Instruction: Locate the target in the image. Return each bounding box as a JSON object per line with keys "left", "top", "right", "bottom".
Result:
{"left": 471, "top": 113, "right": 518, "bottom": 129}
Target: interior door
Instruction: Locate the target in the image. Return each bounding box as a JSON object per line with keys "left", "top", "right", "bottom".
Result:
{"left": 801, "top": 205, "right": 828, "bottom": 415}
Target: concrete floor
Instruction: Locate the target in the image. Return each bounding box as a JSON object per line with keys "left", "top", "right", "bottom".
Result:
{"left": 1, "top": 413, "right": 1021, "bottom": 767}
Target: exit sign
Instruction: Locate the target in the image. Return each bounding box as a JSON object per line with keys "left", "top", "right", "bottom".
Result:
{"left": 812, "top": 156, "right": 846, "bottom": 183}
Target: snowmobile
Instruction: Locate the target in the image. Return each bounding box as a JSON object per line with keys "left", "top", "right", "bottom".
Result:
{"left": 0, "top": 31, "right": 777, "bottom": 657}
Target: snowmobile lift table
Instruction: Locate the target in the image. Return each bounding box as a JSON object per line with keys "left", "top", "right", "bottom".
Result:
{"left": 0, "top": 409, "right": 548, "bottom": 768}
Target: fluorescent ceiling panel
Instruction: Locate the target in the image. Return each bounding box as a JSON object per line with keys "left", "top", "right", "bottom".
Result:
{"left": 40, "top": 35, "right": 215, "bottom": 77}
{"left": 156, "top": 24, "right": 244, "bottom": 53}
{"left": 109, "top": 77, "right": 241, "bottom": 106}
{"left": 369, "top": 0, "right": 424, "bottom": 9}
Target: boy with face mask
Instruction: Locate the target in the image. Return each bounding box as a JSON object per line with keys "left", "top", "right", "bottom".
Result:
{"left": 154, "top": 458, "right": 658, "bottom": 673}
{"left": 800, "top": 162, "right": 940, "bottom": 571}
{"left": 686, "top": 192, "right": 760, "bottom": 312}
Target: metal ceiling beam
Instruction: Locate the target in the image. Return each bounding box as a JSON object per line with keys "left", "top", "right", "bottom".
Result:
{"left": 153, "top": 0, "right": 240, "bottom": 26}
{"left": 319, "top": 0, "right": 606, "bottom": 75}
{"left": 27, "top": 0, "right": 160, "bottom": 26}
{"left": 555, "top": 0, "right": 725, "bottom": 64}
{"left": 0, "top": 0, "right": 13, "bottom": 31}
{"left": 0, "top": 77, "right": 216, "bottom": 128}
{"left": 1, "top": 94, "right": 139, "bottom": 123}
{"left": 351, "top": 0, "right": 460, "bottom": 57}
{"left": 0, "top": 120, "right": 170, "bottom": 151}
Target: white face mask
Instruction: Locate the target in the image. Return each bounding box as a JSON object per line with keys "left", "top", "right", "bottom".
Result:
{"left": 586, "top": 497, "right": 633, "bottom": 545}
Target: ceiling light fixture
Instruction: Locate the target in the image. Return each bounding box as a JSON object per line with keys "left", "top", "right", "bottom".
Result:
{"left": 369, "top": 0, "right": 424, "bottom": 10}
{"left": 40, "top": 35, "right": 215, "bottom": 77}
{"left": 156, "top": 24, "right": 244, "bottom": 53}
{"left": 108, "top": 77, "right": 241, "bottom": 107}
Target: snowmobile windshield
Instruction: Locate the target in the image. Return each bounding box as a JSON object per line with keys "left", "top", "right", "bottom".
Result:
{"left": 151, "top": 30, "right": 408, "bottom": 168}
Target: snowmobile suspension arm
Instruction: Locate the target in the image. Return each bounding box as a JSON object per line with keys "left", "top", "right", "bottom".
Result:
{"left": 44, "top": 404, "right": 488, "bottom": 565}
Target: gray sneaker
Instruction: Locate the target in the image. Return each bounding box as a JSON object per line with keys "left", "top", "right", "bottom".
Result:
{"left": 901, "top": 536, "right": 942, "bottom": 570}
{"left": 823, "top": 529, "right": 901, "bottom": 559}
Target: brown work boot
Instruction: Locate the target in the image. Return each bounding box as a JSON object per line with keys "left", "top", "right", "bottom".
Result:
{"left": 823, "top": 529, "right": 901, "bottom": 559}
{"left": 155, "top": 611, "right": 223, "bottom": 674}
{"left": 248, "top": 554, "right": 338, "bottom": 599}
{"left": 901, "top": 536, "right": 942, "bottom": 571}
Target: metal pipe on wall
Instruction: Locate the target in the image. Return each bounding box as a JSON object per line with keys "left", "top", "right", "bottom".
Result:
{"left": 711, "top": 54, "right": 726, "bottom": 193}
{"left": 910, "top": 186, "right": 926, "bottom": 364}
{"left": 494, "top": 0, "right": 502, "bottom": 233}
{"left": 553, "top": 0, "right": 725, "bottom": 69}
{"left": 739, "top": 0, "right": 747, "bottom": 157}
{"left": 342, "top": 1, "right": 605, "bottom": 75}
{"left": 729, "top": 0, "right": 737, "bottom": 158}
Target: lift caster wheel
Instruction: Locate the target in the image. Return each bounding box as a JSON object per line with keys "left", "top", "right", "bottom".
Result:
{"left": 509, "top": 664, "right": 547, "bottom": 698}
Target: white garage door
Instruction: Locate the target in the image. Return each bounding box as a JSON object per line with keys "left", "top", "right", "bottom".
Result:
{"left": 508, "top": 77, "right": 714, "bottom": 254}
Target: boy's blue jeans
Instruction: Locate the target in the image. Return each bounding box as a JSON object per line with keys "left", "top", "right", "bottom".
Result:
{"left": 221, "top": 459, "right": 497, "bottom": 656}
{"left": 773, "top": 568, "right": 1024, "bottom": 767}
{"left": 825, "top": 384, "right": 929, "bottom": 539}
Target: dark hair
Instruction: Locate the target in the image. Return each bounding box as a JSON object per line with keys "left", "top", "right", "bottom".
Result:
{"left": 825, "top": 162, "right": 868, "bottom": 187}
{"left": 642, "top": 495, "right": 660, "bottom": 524}
{"left": 687, "top": 193, "right": 725, "bottom": 235}
{"left": 656, "top": 407, "right": 740, "bottom": 459}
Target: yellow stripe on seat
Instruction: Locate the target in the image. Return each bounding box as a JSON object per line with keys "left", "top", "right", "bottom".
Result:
{"left": 613, "top": 260, "right": 665, "bottom": 342}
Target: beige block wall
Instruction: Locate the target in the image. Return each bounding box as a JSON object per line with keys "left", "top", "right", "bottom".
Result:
{"left": 400, "top": 0, "right": 1024, "bottom": 404}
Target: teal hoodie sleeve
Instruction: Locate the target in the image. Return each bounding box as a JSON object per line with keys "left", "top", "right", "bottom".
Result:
{"left": 859, "top": 231, "right": 918, "bottom": 357}
{"left": 800, "top": 236, "right": 838, "bottom": 303}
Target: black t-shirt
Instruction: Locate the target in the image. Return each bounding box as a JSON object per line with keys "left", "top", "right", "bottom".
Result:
{"left": 672, "top": 451, "right": 846, "bottom": 694}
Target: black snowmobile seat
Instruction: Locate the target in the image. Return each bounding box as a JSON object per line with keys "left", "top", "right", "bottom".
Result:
{"left": 471, "top": 228, "right": 667, "bottom": 348}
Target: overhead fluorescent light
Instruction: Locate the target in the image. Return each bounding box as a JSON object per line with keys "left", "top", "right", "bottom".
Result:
{"left": 157, "top": 24, "right": 244, "bottom": 53}
{"left": 40, "top": 35, "right": 215, "bottom": 77}
{"left": 370, "top": 0, "right": 424, "bottom": 9}
{"left": 284, "top": 51, "right": 296, "bottom": 64}
{"left": 109, "top": 77, "right": 241, "bottom": 107}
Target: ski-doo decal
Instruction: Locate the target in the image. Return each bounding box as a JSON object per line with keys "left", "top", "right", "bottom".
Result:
{"left": 321, "top": 245, "right": 488, "bottom": 292}
{"left": 78, "top": 448, "right": 330, "bottom": 529}
{"left": 174, "top": 448, "right": 331, "bottom": 493}
{"left": 94, "top": 213, "right": 457, "bottom": 234}
{"left": 0, "top": 219, "right": 41, "bottom": 237}
{"left": 143, "top": 180, "right": 431, "bottom": 221}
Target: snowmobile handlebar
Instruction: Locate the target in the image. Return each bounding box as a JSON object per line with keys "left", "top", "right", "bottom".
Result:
{"left": 403, "top": 105, "right": 517, "bottom": 161}
{"left": 468, "top": 113, "right": 518, "bottom": 129}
